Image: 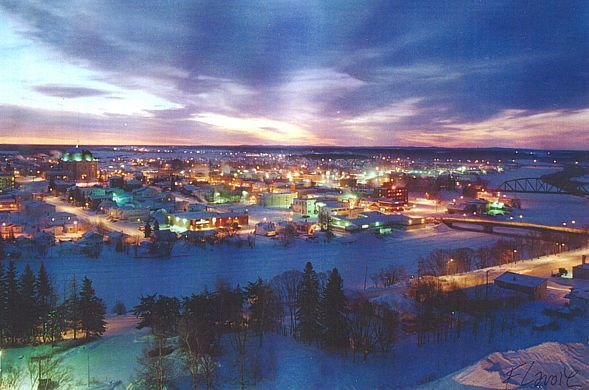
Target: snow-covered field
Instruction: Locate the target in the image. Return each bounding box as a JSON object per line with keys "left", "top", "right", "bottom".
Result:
{"left": 14, "top": 226, "right": 498, "bottom": 311}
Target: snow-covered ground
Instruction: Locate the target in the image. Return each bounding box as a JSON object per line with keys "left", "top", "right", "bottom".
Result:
{"left": 428, "top": 342, "right": 589, "bottom": 389}
{"left": 13, "top": 225, "right": 498, "bottom": 311}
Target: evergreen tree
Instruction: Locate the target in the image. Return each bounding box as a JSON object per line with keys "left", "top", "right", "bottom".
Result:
{"left": 0, "top": 233, "right": 5, "bottom": 259}
{"left": 319, "top": 268, "right": 349, "bottom": 350}
{"left": 0, "top": 262, "right": 6, "bottom": 344}
{"left": 153, "top": 219, "right": 160, "bottom": 231}
{"left": 134, "top": 294, "right": 181, "bottom": 337}
{"left": 245, "top": 278, "right": 280, "bottom": 346}
{"left": 5, "top": 261, "right": 19, "bottom": 343}
{"left": 79, "top": 276, "right": 106, "bottom": 339}
{"left": 65, "top": 275, "right": 81, "bottom": 339}
{"left": 18, "top": 264, "right": 37, "bottom": 343}
{"left": 144, "top": 222, "right": 152, "bottom": 238}
{"left": 295, "top": 262, "right": 321, "bottom": 344}
{"left": 36, "top": 262, "right": 52, "bottom": 338}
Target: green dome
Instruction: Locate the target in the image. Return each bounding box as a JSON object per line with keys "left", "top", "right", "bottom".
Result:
{"left": 62, "top": 147, "right": 93, "bottom": 162}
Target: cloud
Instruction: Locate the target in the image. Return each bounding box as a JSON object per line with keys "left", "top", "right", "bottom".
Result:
{"left": 33, "top": 85, "right": 110, "bottom": 98}
{"left": 0, "top": 1, "right": 588, "bottom": 148}
{"left": 191, "top": 113, "right": 323, "bottom": 145}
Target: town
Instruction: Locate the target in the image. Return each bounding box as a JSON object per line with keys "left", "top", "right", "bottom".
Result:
{"left": 0, "top": 144, "right": 588, "bottom": 388}
{"left": 2, "top": 1, "right": 589, "bottom": 388}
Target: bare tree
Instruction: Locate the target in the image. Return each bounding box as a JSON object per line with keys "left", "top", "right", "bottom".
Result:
{"left": 230, "top": 319, "right": 249, "bottom": 389}
{"left": 271, "top": 270, "right": 303, "bottom": 336}
{"left": 26, "top": 350, "right": 73, "bottom": 390}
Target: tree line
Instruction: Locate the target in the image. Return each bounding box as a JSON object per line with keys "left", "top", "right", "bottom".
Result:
{"left": 133, "top": 262, "right": 400, "bottom": 389}
{"left": 0, "top": 261, "right": 106, "bottom": 347}
{"left": 417, "top": 232, "right": 587, "bottom": 277}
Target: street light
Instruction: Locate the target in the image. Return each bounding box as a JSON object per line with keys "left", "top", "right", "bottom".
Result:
{"left": 512, "top": 249, "right": 517, "bottom": 263}
{"left": 447, "top": 258, "right": 454, "bottom": 275}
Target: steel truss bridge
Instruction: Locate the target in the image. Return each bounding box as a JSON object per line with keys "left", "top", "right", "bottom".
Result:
{"left": 495, "top": 177, "right": 589, "bottom": 196}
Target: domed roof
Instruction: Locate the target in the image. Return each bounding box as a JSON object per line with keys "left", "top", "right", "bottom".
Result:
{"left": 62, "top": 146, "right": 94, "bottom": 162}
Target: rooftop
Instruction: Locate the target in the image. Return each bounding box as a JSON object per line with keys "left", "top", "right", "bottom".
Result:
{"left": 495, "top": 271, "right": 547, "bottom": 288}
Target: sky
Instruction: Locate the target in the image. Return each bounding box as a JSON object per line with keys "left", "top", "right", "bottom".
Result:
{"left": 0, "top": 1, "right": 588, "bottom": 149}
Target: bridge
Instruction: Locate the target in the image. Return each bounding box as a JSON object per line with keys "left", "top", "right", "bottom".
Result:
{"left": 441, "top": 217, "right": 589, "bottom": 237}
{"left": 495, "top": 178, "right": 589, "bottom": 196}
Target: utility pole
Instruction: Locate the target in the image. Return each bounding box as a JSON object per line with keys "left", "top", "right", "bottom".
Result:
{"left": 364, "top": 264, "right": 368, "bottom": 291}
{"left": 87, "top": 349, "right": 90, "bottom": 389}
{"left": 486, "top": 269, "right": 490, "bottom": 301}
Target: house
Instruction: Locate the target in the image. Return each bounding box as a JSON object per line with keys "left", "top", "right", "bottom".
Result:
{"left": 572, "top": 255, "right": 589, "bottom": 280}
{"left": 494, "top": 272, "right": 548, "bottom": 300}
{"left": 21, "top": 200, "right": 56, "bottom": 218}
{"left": 0, "top": 221, "right": 24, "bottom": 239}
{"left": 0, "top": 196, "right": 18, "bottom": 212}
{"left": 45, "top": 212, "right": 78, "bottom": 227}
{"left": 255, "top": 221, "right": 277, "bottom": 236}
{"left": 565, "top": 285, "right": 589, "bottom": 312}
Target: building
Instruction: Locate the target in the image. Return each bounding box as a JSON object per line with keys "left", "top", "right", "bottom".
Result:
{"left": 60, "top": 146, "right": 98, "bottom": 180}
{"left": 373, "top": 186, "right": 408, "bottom": 206}
{"left": 0, "top": 221, "right": 24, "bottom": 239}
{"left": 169, "top": 211, "right": 249, "bottom": 232}
{"left": 255, "top": 221, "right": 277, "bottom": 236}
{"left": 259, "top": 192, "right": 297, "bottom": 208}
{"left": 0, "top": 172, "right": 15, "bottom": 192}
{"left": 0, "top": 196, "right": 18, "bottom": 213}
{"left": 565, "top": 286, "right": 589, "bottom": 313}
{"left": 21, "top": 200, "right": 56, "bottom": 218}
{"left": 494, "top": 272, "right": 547, "bottom": 300}
{"left": 292, "top": 197, "right": 319, "bottom": 216}
{"left": 330, "top": 211, "right": 426, "bottom": 233}
{"left": 572, "top": 255, "right": 589, "bottom": 280}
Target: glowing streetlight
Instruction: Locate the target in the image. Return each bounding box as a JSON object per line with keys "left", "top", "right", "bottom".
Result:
{"left": 447, "top": 258, "right": 454, "bottom": 275}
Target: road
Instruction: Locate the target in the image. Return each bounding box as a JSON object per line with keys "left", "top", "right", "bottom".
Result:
{"left": 44, "top": 196, "right": 143, "bottom": 238}
{"left": 442, "top": 247, "right": 589, "bottom": 289}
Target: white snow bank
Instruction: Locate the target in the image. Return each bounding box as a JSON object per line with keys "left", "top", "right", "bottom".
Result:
{"left": 429, "top": 342, "right": 589, "bottom": 389}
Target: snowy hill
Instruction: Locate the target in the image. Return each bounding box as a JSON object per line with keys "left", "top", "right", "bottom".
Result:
{"left": 426, "top": 342, "right": 589, "bottom": 389}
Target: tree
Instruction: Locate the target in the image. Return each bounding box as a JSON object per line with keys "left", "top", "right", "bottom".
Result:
{"left": 0, "top": 262, "right": 6, "bottom": 345}
{"left": 179, "top": 292, "right": 226, "bottom": 390}
{"left": 271, "top": 270, "right": 303, "bottom": 336}
{"left": 79, "top": 276, "right": 107, "bottom": 339}
{"left": 319, "top": 268, "right": 349, "bottom": 350}
{"left": 153, "top": 219, "right": 160, "bottom": 232}
{"left": 18, "top": 264, "right": 37, "bottom": 343}
{"left": 133, "top": 294, "right": 181, "bottom": 390}
{"left": 134, "top": 294, "right": 181, "bottom": 338}
{"left": 5, "top": 261, "right": 19, "bottom": 344}
{"left": 295, "top": 262, "right": 321, "bottom": 344}
{"left": 144, "top": 222, "right": 152, "bottom": 238}
{"left": 26, "top": 350, "right": 72, "bottom": 390}
{"left": 347, "top": 299, "right": 399, "bottom": 360}
{"left": 0, "top": 234, "right": 5, "bottom": 260}
{"left": 65, "top": 275, "right": 81, "bottom": 340}
{"left": 244, "top": 278, "right": 280, "bottom": 346}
